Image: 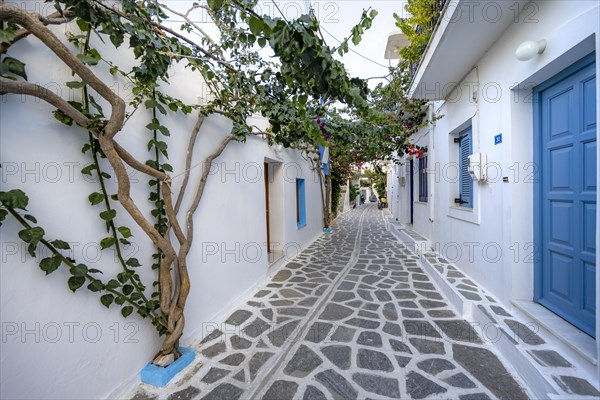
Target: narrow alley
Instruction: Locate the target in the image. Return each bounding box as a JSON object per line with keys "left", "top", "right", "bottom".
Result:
{"left": 131, "top": 205, "right": 543, "bottom": 400}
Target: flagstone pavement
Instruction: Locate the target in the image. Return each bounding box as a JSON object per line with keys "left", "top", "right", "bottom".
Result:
{"left": 131, "top": 204, "right": 567, "bottom": 400}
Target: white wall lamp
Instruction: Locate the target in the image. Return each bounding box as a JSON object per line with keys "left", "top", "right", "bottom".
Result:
{"left": 274, "top": 143, "right": 283, "bottom": 153}
{"left": 515, "top": 39, "right": 547, "bottom": 61}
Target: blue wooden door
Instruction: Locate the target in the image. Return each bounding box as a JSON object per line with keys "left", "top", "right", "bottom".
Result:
{"left": 535, "top": 53, "right": 596, "bottom": 337}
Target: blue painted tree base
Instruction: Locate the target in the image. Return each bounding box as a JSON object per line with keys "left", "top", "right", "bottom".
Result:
{"left": 141, "top": 347, "right": 195, "bottom": 387}
{"left": 323, "top": 227, "right": 333, "bottom": 233}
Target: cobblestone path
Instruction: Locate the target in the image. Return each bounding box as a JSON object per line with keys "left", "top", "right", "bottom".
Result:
{"left": 133, "top": 205, "right": 531, "bottom": 400}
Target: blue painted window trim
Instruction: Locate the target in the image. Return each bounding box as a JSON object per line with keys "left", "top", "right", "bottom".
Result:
{"left": 418, "top": 155, "right": 428, "bottom": 202}
{"left": 458, "top": 127, "right": 473, "bottom": 208}
{"left": 296, "top": 178, "right": 306, "bottom": 228}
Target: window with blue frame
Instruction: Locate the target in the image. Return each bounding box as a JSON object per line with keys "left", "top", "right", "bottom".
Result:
{"left": 455, "top": 127, "right": 473, "bottom": 208}
{"left": 418, "top": 155, "right": 428, "bottom": 202}
{"left": 296, "top": 178, "right": 306, "bottom": 228}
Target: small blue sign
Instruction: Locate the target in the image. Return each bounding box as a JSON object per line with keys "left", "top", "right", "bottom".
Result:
{"left": 318, "top": 145, "right": 330, "bottom": 175}
{"left": 494, "top": 133, "right": 502, "bottom": 145}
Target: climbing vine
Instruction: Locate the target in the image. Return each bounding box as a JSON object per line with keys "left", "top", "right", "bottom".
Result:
{"left": 0, "top": 0, "right": 430, "bottom": 366}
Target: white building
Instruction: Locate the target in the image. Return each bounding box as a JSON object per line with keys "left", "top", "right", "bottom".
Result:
{"left": 0, "top": 12, "right": 324, "bottom": 400}
{"left": 387, "top": 0, "right": 599, "bottom": 389}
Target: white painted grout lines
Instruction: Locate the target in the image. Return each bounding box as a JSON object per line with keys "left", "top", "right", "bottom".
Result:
{"left": 245, "top": 206, "right": 369, "bottom": 398}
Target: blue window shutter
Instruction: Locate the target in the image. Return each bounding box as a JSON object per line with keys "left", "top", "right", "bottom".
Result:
{"left": 296, "top": 178, "right": 306, "bottom": 228}
{"left": 419, "top": 156, "right": 428, "bottom": 202}
{"left": 459, "top": 129, "right": 473, "bottom": 207}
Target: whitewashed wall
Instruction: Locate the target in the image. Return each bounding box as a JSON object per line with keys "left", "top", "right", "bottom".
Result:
{"left": 389, "top": 1, "right": 600, "bottom": 379}
{"left": 0, "top": 13, "right": 323, "bottom": 400}
{"left": 390, "top": 0, "right": 599, "bottom": 352}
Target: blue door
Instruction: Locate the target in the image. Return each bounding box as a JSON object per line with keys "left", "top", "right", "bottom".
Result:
{"left": 534, "top": 53, "right": 597, "bottom": 337}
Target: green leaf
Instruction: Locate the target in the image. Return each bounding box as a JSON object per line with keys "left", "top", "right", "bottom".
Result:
{"left": 130, "top": 292, "right": 142, "bottom": 301}
{"left": 121, "top": 306, "right": 134, "bottom": 318}
{"left": 114, "top": 295, "right": 126, "bottom": 305}
{"left": 155, "top": 103, "right": 167, "bottom": 115}
{"left": 66, "top": 81, "right": 86, "bottom": 89}
{"left": 88, "top": 95, "right": 104, "bottom": 115}
{"left": 0, "top": 189, "right": 29, "bottom": 209}
{"left": 77, "top": 53, "right": 97, "bottom": 64}
{"left": 117, "top": 226, "right": 132, "bottom": 238}
{"left": 109, "top": 30, "right": 124, "bottom": 48}
{"left": 53, "top": 109, "right": 73, "bottom": 126}
{"left": 76, "top": 18, "right": 90, "bottom": 32}
{"left": 100, "top": 294, "right": 114, "bottom": 308}
{"left": 145, "top": 120, "right": 161, "bottom": 131}
{"left": 18, "top": 226, "right": 44, "bottom": 244}
{"left": 23, "top": 214, "right": 37, "bottom": 223}
{"left": 258, "top": 37, "right": 267, "bottom": 48}
{"left": 76, "top": 49, "right": 101, "bottom": 66}
{"left": 154, "top": 141, "right": 167, "bottom": 151}
{"left": 70, "top": 263, "right": 88, "bottom": 277}
{"left": 51, "top": 239, "right": 70, "bottom": 250}
{"left": 0, "top": 27, "right": 17, "bottom": 45}
{"left": 18, "top": 226, "right": 44, "bottom": 256}
{"left": 68, "top": 276, "right": 86, "bottom": 292}
{"left": 88, "top": 192, "right": 104, "bottom": 206}
{"left": 1, "top": 57, "right": 27, "bottom": 80}
{"left": 99, "top": 209, "right": 116, "bottom": 221}
{"left": 125, "top": 258, "right": 142, "bottom": 267}
{"left": 100, "top": 237, "right": 115, "bottom": 250}
{"left": 0, "top": 209, "right": 7, "bottom": 226}
{"left": 122, "top": 284, "right": 134, "bottom": 295}
{"left": 138, "top": 308, "right": 149, "bottom": 317}
{"left": 106, "top": 279, "right": 120, "bottom": 289}
{"left": 39, "top": 256, "right": 62, "bottom": 275}
{"left": 207, "top": 0, "right": 223, "bottom": 12}
{"left": 81, "top": 164, "right": 96, "bottom": 175}
{"left": 87, "top": 280, "right": 104, "bottom": 292}
{"left": 117, "top": 272, "right": 129, "bottom": 283}
{"left": 248, "top": 16, "right": 263, "bottom": 36}
{"left": 158, "top": 126, "right": 170, "bottom": 136}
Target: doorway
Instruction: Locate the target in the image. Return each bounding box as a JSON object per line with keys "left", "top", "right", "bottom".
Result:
{"left": 264, "top": 159, "right": 284, "bottom": 265}
{"left": 534, "top": 53, "right": 597, "bottom": 337}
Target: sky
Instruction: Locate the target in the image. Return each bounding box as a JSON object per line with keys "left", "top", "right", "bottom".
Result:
{"left": 164, "top": 0, "right": 410, "bottom": 88}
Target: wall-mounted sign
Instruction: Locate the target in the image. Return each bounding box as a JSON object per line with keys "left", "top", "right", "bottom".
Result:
{"left": 494, "top": 133, "right": 502, "bottom": 145}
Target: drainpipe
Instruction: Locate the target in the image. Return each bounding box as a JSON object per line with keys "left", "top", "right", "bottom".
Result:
{"left": 428, "top": 102, "right": 435, "bottom": 249}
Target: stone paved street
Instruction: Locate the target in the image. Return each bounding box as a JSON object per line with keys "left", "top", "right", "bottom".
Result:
{"left": 132, "top": 205, "right": 537, "bottom": 400}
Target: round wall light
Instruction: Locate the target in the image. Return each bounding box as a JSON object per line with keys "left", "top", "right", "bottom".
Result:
{"left": 515, "top": 39, "right": 547, "bottom": 61}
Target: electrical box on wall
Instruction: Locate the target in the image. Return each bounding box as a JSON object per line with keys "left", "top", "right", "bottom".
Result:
{"left": 468, "top": 152, "right": 487, "bottom": 182}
